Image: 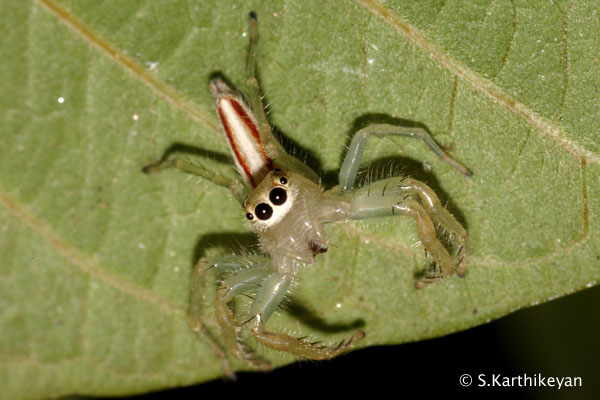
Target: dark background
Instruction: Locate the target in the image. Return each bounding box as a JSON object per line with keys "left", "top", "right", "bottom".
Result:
{"left": 121, "top": 283, "right": 599, "bottom": 399}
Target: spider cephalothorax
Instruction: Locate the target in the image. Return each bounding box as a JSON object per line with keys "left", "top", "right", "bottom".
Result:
{"left": 244, "top": 167, "right": 334, "bottom": 273}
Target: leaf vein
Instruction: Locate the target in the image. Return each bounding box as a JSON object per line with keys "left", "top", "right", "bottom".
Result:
{"left": 0, "top": 189, "right": 184, "bottom": 316}
{"left": 558, "top": 4, "right": 571, "bottom": 117}
{"left": 495, "top": 0, "right": 517, "bottom": 79}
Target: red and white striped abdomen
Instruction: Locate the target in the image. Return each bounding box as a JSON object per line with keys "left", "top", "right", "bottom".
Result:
{"left": 211, "top": 79, "right": 272, "bottom": 187}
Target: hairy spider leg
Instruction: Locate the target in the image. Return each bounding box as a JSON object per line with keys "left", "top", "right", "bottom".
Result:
{"left": 343, "top": 177, "right": 463, "bottom": 288}
{"left": 143, "top": 158, "right": 246, "bottom": 204}
{"left": 398, "top": 178, "right": 467, "bottom": 276}
{"left": 191, "top": 255, "right": 272, "bottom": 370}
{"left": 251, "top": 323, "right": 365, "bottom": 361}
{"left": 243, "top": 13, "right": 321, "bottom": 182}
{"left": 196, "top": 254, "right": 362, "bottom": 362}
{"left": 246, "top": 270, "right": 365, "bottom": 360}
{"left": 244, "top": 12, "right": 285, "bottom": 159}
{"left": 338, "top": 124, "right": 473, "bottom": 192}
{"left": 189, "top": 255, "right": 268, "bottom": 329}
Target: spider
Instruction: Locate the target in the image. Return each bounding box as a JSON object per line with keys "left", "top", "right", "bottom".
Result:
{"left": 144, "top": 12, "right": 471, "bottom": 369}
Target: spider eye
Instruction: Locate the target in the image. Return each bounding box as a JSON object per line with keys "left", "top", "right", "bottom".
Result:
{"left": 255, "top": 203, "right": 273, "bottom": 220}
{"left": 269, "top": 187, "right": 287, "bottom": 205}
{"left": 246, "top": 212, "right": 254, "bottom": 220}
{"left": 279, "top": 176, "right": 288, "bottom": 185}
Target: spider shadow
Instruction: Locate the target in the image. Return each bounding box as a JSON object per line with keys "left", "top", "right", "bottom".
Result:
{"left": 142, "top": 141, "right": 232, "bottom": 173}
{"left": 191, "top": 231, "right": 364, "bottom": 336}
{"left": 285, "top": 298, "right": 365, "bottom": 334}
{"left": 192, "top": 231, "right": 259, "bottom": 263}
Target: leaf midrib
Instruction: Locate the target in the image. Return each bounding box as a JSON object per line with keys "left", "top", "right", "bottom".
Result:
{"left": 36, "top": 0, "right": 599, "bottom": 166}
{"left": 35, "top": 0, "right": 220, "bottom": 133}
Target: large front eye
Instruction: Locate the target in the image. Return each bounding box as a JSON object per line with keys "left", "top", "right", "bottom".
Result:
{"left": 269, "top": 187, "right": 287, "bottom": 206}
{"left": 255, "top": 203, "right": 273, "bottom": 220}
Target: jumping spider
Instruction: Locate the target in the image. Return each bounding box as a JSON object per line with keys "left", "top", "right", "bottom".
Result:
{"left": 144, "top": 12, "right": 471, "bottom": 369}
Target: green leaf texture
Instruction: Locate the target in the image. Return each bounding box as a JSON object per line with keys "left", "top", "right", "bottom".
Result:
{"left": 1, "top": 0, "right": 599, "bottom": 397}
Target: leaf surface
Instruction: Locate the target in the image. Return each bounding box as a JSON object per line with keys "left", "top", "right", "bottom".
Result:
{"left": 1, "top": 0, "right": 599, "bottom": 397}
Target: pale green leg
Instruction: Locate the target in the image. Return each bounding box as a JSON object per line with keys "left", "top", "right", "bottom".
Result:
{"left": 339, "top": 124, "right": 473, "bottom": 191}
{"left": 143, "top": 158, "right": 246, "bottom": 204}
{"left": 190, "top": 255, "right": 271, "bottom": 370}
{"left": 398, "top": 178, "right": 467, "bottom": 276}
{"left": 248, "top": 272, "right": 292, "bottom": 323}
{"left": 221, "top": 266, "right": 272, "bottom": 302}
{"left": 244, "top": 13, "right": 320, "bottom": 182}
{"left": 347, "top": 177, "right": 466, "bottom": 288}
{"left": 189, "top": 255, "right": 260, "bottom": 332}
{"left": 246, "top": 271, "right": 364, "bottom": 359}
{"left": 244, "top": 12, "right": 286, "bottom": 160}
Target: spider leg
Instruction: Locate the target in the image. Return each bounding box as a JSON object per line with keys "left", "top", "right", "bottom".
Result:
{"left": 248, "top": 272, "right": 292, "bottom": 323}
{"left": 244, "top": 12, "right": 285, "bottom": 160}
{"left": 338, "top": 124, "right": 472, "bottom": 191}
{"left": 344, "top": 177, "right": 466, "bottom": 288}
{"left": 190, "top": 255, "right": 271, "bottom": 370}
{"left": 243, "top": 13, "right": 320, "bottom": 181}
{"left": 143, "top": 158, "right": 246, "bottom": 203}
{"left": 251, "top": 325, "right": 365, "bottom": 361}
{"left": 398, "top": 178, "right": 467, "bottom": 276}
{"left": 246, "top": 272, "right": 364, "bottom": 360}
{"left": 189, "top": 255, "right": 269, "bottom": 330}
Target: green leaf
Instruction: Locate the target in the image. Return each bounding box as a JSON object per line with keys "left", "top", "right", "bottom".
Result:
{"left": 1, "top": 0, "right": 599, "bottom": 397}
